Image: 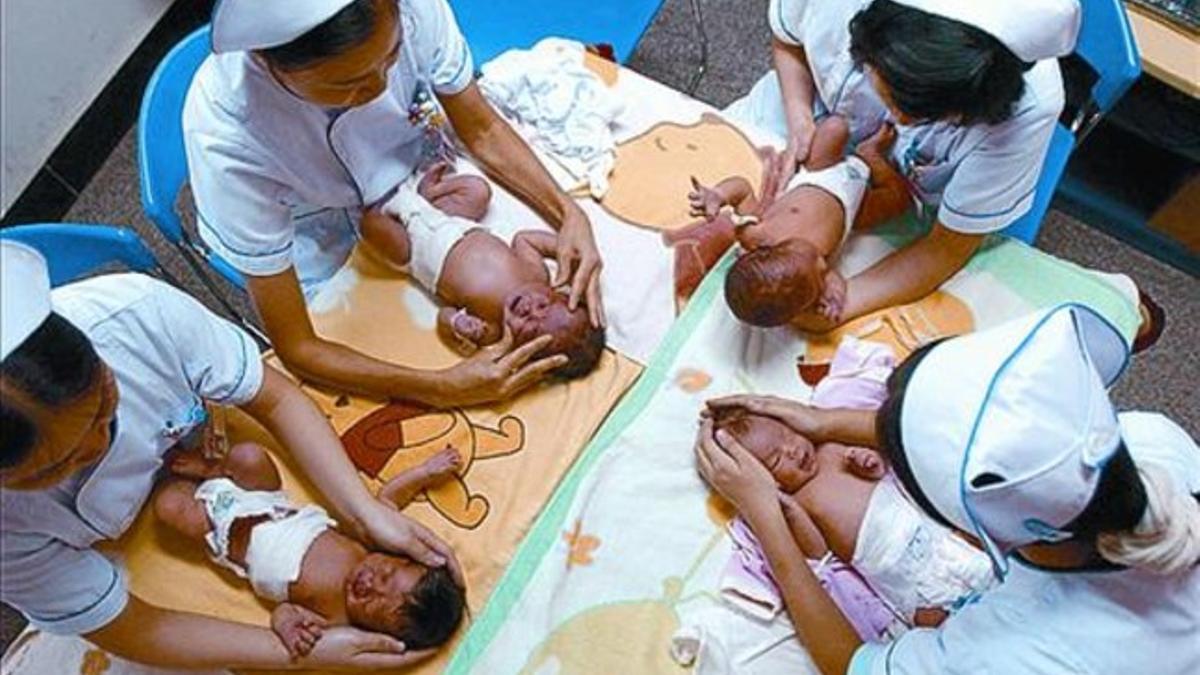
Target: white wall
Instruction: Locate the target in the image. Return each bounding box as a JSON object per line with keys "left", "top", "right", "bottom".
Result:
{"left": 1, "top": 0, "right": 175, "bottom": 214}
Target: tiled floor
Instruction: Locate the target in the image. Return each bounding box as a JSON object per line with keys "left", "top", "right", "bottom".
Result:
{"left": 3, "top": 0, "right": 1197, "bottom": 655}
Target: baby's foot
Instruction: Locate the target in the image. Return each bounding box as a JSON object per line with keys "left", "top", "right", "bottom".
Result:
{"left": 857, "top": 123, "right": 897, "bottom": 162}
{"left": 420, "top": 446, "right": 462, "bottom": 481}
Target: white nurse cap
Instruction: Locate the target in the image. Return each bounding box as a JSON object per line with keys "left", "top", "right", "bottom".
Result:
{"left": 0, "top": 241, "right": 53, "bottom": 361}
{"left": 900, "top": 304, "right": 1130, "bottom": 578}
{"left": 891, "top": 0, "right": 1081, "bottom": 62}
{"left": 211, "top": 0, "right": 360, "bottom": 53}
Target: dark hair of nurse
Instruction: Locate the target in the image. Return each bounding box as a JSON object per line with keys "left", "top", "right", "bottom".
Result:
{"left": 258, "top": 0, "right": 401, "bottom": 107}
{"left": 877, "top": 342, "right": 1200, "bottom": 575}
{"left": 0, "top": 314, "right": 118, "bottom": 491}
{"left": 849, "top": 0, "right": 1032, "bottom": 126}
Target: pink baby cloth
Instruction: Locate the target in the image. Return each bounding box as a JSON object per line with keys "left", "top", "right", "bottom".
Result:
{"left": 722, "top": 518, "right": 904, "bottom": 642}
{"left": 810, "top": 335, "right": 895, "bottom": 410}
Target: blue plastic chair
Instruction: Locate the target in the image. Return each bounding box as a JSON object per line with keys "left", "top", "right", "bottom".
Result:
{"left": 0, "top": 224, "right": 164, "bottom": 287}
{"left": 1001, "top": 0, "right": 1141, "bottom": 243}
{"left": 450, "top": 0, "right": 664, "bottom": 65}
{"left": 138, "top": 25, "right": 247, "bottom": 292}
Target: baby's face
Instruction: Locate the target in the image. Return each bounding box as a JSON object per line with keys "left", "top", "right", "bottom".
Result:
{"left": 344, "top": 553, "right": 426, "bottom": 635}
{"left": 721, "top": 414, "right": 819, "bottom": 493}
{"left": 503, "top": 284, "right": 590, "bottom": 353}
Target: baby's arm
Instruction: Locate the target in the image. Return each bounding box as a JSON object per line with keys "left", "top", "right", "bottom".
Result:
{"left": 270, "top": 603, "right": 328, "bottom": 659}
{"left": 779, "top": 494, "right": 831, "bottom": 559}
{"left": 378, "top": 447, "right": 461, "bottom": 509}
{"left": 511, "top": 229, "right": 559, "bottom": 268}
{"left": 689, "top": 176, "right": 761, "bottom": 220}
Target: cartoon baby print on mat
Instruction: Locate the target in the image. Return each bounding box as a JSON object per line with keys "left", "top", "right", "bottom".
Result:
{"left": 339, "top": 401, "right": 526, "bottom": 529}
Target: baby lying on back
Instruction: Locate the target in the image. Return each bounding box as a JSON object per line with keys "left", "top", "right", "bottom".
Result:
{"left": 710, "top": 407, "right": 993, "bottom": 625}
{"left": 688, "top": 116, "right": 910, "bottom": 327}
{"left": 154, "top": 442, "right": 466, "bottom": 658}
{"left": 362, "top": 163, "right": 606, "bottom": 380}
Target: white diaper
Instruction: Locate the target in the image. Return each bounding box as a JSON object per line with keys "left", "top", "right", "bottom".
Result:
{"left": 851, "top": 475, "right": 995, "bottom": 621}
{"left": 195, "top": 478, "right": 335, "bottom": 603}
{"left": 381, "top": 176, "right": 478, "bottom": 291}
{"left": 786, "top": 155, "right": 869, "bottom": 241}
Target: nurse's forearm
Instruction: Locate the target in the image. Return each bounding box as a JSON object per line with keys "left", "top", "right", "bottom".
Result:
{"left": 745, "top": 502, "right": 861, "bottom": 675}
{"left": 86, "top": 597, "right": 293, "bottom": 669}
{"left": 842, "top": 222, "right": 983, "bottom": 321}
{"left": 245, "top": 270, "right": 447, "bottom": 405}
{"left": 772, "top": 39, "right": 817, "bottom": 136}
{"left": 241, "top": 368, "right": 379, "bottom": 533}
{"left": 442, "top": 83, "right": 575, "bottom": 229}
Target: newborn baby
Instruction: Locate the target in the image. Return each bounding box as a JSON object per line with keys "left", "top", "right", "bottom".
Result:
{"left": 364, "top": 163, "right": 605, "bottom": 380}
{"left": 711, "top": 408, "right": 992, "bottom": 624}
{"left": 153, "top": 442, "right": 466, "bottom": 658}
{"left": 689, "top": 116, "right": 910, "bottom": 327}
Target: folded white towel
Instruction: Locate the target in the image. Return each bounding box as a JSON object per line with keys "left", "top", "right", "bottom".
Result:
{"left": 480, "top": 38, "right": 624, "bottom": 199}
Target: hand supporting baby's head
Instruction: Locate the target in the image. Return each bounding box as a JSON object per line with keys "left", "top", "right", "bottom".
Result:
{"left": 725, "top": 239, "right": 827, "bottom": 327}
{"left": 504, "top": 284, "right": 606, "bottom": 380}
{"left": 344, "top": 553, "right": 466, "bottom": 650}
{"left": 713, "top": 409, "right": 819, "bottom": 493}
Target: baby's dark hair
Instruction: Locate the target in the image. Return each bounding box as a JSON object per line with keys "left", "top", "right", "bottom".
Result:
{"left": 393, "top": 566, "right": 466, "bottom": 650}
{"left": 260, "top": 0, "right": 381, "bottom": 71}
{"left": 725, "top": 242, "right": 822, "bottom": 327}
{"left": 534, "top": 294, "right": 606, "bottom": 380}
{"left": 849, "top": 0, "right": 1030, "bottom": 126}
{"left": 1, "top": 314, "right": 101, "bottom": 469}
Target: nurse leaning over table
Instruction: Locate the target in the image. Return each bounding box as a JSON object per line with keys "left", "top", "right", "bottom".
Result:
{"left": 0, "top": 242, "right": 455, "bottom": 670}
{"left": 184, "top": 0, "right": 604, "bottom": 407}
{"left": 727, "top": 0, "right": 1081, "bottom": 332}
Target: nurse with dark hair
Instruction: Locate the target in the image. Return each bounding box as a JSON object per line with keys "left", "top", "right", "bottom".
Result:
{"left": 184, "top": 0, "right": 604, "bottom": 407}
{"left": 726, "top": 0, "right": 1082, "bottom": 331}
{"left": 696, "top": 305, "right": 1200, "bottom": 674}
{"left": 0, "top": 242, "right": 457, "bottom": 670}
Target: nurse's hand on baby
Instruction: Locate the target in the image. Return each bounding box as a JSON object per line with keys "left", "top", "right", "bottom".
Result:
{"left": 554, "top": 202, "right": 605, "bottom": 328}
{"left": 704, "top": 395, "right": 827, "bottom": 442}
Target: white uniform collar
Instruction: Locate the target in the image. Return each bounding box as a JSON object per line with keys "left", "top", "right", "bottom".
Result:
{"left": 1, "top": 241, "right": 52, "bottom": 360}
{"left": 891, "top": 0, "right": 1081, "bottom": 62}
{"left": 900, "top": 304, "right": 1130, "bottom": 578}
{"left": 211, "top": 0, "right": 360, "bottom": 53}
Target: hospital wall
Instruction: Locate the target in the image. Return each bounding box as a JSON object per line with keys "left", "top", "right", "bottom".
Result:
{"left": 1, "top": 0, "right": 173, "bottom": 214}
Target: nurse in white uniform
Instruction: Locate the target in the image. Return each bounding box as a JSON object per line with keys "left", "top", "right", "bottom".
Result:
{"left": 727, "top": 0, "right": 1080, "bottom": 331}
{"left": 697, "top": 304, "right": 1200, "bottom": 674}
{"left": 184, "top": 0, "right": 603, "bottom": 407}
{"left": 0, "top": 242, "right": 457, "bottom": 670}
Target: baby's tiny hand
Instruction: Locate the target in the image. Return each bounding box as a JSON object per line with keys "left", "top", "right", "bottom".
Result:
{"left": 271, "top": 603, "right": 329, "bottom": 659}
{"left": 844, "top": 447, "right": 886, "bottom": 481}
{"left": 688, "top": 176, "right": 724, "bottom": 220}
{"left": 817, "top": 269, "right": 847, "bottom": 322}
{"left": 451, "top": 311, "right": 489, "bottom": 350}
{"left": 421, "top": 446, "right": 462, "bottom": 481}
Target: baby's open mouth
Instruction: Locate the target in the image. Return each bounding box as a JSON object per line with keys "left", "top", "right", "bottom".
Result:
{"left": 351, "top": 566, "right": 372, "bottom": 599}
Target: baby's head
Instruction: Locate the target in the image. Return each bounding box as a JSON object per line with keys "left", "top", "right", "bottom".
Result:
{"left": 714, "top": 410, "right": 818, "bottom": 493}
{"left": 344, "top": 553, "right": 466, "bottom": 650}
{"left": 725, "top": 239, "right": 827, "bottom": 327}
{"left": 504, "top": 284, "right": 606, "bottom": 380}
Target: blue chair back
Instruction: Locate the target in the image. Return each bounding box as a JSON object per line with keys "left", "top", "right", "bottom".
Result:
{"left": 138, "top": 25, "right": 210, "bottom": 247}
{"left": 0, "top": 224, "right": 160, "bottom": 287}
{"left": 1002, "top": 0, "right": 1140, "bottom": 243}
{"left": 138, "top": 25, "right": 246, "bottom": 288}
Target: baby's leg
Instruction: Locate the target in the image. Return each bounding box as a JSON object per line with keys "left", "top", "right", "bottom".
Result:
{"left": 153, "top": 477, "right": 211, "bottom": 542}
{"left": 418, "top": 170, "right": 492, "bottom": 222}
{"left": 360, "top": 206, "right": 412, "bottom": 270}
{"left": 221, "top": 442, "right": 283, "bottom": 493}
{"left": 805, "top": 116, "right": 851, "bottom": 171}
